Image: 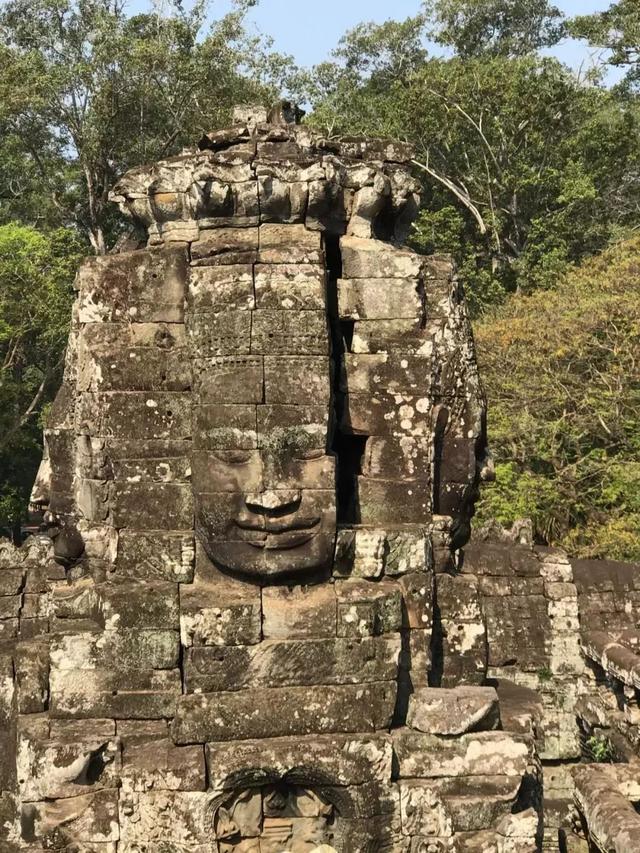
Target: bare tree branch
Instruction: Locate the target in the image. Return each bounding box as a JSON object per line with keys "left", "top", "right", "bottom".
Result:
{"left": 411, "top": 158, "right": 488, "bottom": 235}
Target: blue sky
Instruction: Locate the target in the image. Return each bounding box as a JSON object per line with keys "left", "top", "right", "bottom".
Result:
{"left": 133, "top": 0, "right": 615, "bottom": 74}
{"left": 237, "top": 0, "right": 611, "bottom": 70}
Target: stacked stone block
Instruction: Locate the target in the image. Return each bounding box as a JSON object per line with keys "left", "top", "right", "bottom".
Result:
{"left": 566, "top": 554, "right": 640, "bottom": 843}
{"left": 0, "top": 107, "right": 540, "bottom": 852}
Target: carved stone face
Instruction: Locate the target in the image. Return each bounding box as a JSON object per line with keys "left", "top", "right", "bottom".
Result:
{"left": 31, "top": 121, "right": 488, "bottom": 586}
{"left": 195, "top": 469, "right": 337, "bottom": 579}
{"left": 186, "top": 246, "right": 337, "bottom": 580}
{"left": 192, "top": 375, "right": 337, "bottom": 581}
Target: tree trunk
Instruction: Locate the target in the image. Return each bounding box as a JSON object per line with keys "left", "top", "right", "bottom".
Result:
{"left": 83, "top": 164, "right": 107, "bottom": 255}
{"left": 89, "top": 224, "right": 107, "bottom": 256}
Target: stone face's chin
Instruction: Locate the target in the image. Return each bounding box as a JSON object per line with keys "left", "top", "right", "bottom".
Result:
{"left": 194, "top": 488, "right": 337, "bottom": 579}
{"left": 201, "top": 531, "right": 336, "bottom": 579}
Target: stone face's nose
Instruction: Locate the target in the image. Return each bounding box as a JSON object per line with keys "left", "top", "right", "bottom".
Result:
{"left": 245, "top": 490, "right": 301, "bottom": 512}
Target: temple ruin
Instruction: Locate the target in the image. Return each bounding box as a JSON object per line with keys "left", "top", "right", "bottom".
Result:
{"left": 0, "top": 104, "right": 639, "bottom": 852}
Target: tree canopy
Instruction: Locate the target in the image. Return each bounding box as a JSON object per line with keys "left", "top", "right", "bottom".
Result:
{"left": 475, "top": 235, "right": 640, "bottom": 561}
{"left": 299, "top": 7, "right": 640, "bottom": 313}
{"left": 0, "top": 223, "right": 83, "bottom": 531}
{"left": 571, "top": 0, "right": 640, "bottom": 89}
{"left": 425, "top": 0, "right": 566, "bottom": 58}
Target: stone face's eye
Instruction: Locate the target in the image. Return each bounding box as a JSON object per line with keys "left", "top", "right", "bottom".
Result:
{"left": 295, "top": 448, "right": 325, "bottom": 461}
{"left": 212, "top": 450, "right": 253, "bottom": 464}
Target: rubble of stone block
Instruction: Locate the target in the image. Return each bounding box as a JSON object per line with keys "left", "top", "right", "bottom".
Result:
{"left": 567, "top": 764, "right": 640, "bottom": 852}
{"left": 453, "top": 531, "right": 640, "bottom": 852}
{"left": 0, "top": 103, "right": 638, "bottom": 852}
{"left": 571, "top": 560, "right": 640, "bottom": 794}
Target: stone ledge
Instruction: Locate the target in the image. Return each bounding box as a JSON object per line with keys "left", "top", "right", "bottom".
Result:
{"left": 406, "top": 686, "right": 500, "bottom": 736}
{"left": 582, "top": 630, "right": 640, "bottom": 689}
{"left": 572, "top": 764, "right": 640, "bottom": 853}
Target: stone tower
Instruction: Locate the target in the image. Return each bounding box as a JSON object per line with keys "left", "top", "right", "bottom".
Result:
{"left": 0, "top": 105, "right": 548, "bottom": 852}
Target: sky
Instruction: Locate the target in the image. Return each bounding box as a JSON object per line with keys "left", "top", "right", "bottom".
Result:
{"left": 236, "top": 0, "right": 612, "bottom": 70}
{"left": 133, "top": 0, "right": 616, "bottom": 74}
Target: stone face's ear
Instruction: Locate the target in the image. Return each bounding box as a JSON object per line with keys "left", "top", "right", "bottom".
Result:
{"left": 52, "top": 522, "right": 85, "bottom": 566}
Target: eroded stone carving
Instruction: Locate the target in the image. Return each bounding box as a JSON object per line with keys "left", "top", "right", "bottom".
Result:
{"left": 213, "top": 785, "right": 335, "bottom": 852}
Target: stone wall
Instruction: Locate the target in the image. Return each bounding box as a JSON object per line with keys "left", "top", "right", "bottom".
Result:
{"left": 1, "top": 104, "right": 639, "bottom": 853}
{"left": 0, "top": 106, "right": 543, "bottom": 853}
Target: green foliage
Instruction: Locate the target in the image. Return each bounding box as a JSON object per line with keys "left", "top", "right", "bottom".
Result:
{"left": 0, "top": 222, "right": 83, "bottom": 528}
{"left": 302, "top": 27, "right": 640, "bottom": 314}
{"left": 474, "top": 236, "right": 640, "bottom": 560}
{"left": 426, "top": 0, "right": 566, "bottom": 58}
{"left": 537, "top": 666, "right": 553, "bottom": 683}
{"left": 585, "top": 734, "right": 616, "bottom": 763}
{"left": 332, "top": 14, "right": 429, "bottom": 79}
{"left": 412, "top": 205, "right": 467, "bottom": 257}
{"left": 571, "top": 0, "right": 640, "bottom": 89}
{"left": 476, "top": 463, "right": 566, "bottom": 540}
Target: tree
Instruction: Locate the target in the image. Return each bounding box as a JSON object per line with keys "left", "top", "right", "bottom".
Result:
{"left": 571, "top": 0, "right": 640, "bottom": 88}
{"left": 0, "top": 0, "right": 291, "bottom": 252}
{"left": 474, "top": 236, "right": 640, "bottom": 561}
{"left": 296, "top": 15, "right": 429, "bottom": 136}
{"left": 301, "top": 23, "right": 640, "bottom": 313}
{"left": 425, "top": 0, "right": 566, "bottom": 58}
{"left": 0, "top": 223, "right": 83, "bottom": 532}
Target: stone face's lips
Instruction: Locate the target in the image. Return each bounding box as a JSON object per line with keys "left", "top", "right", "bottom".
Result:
{"left": 234, "top": 515, "right": 321, "bottom": 533}
{"left": 235, "top": 515, "right": 322, "bottom": 549}
{"left": 248, "top": 529, "right": 319, "bottom": 550}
